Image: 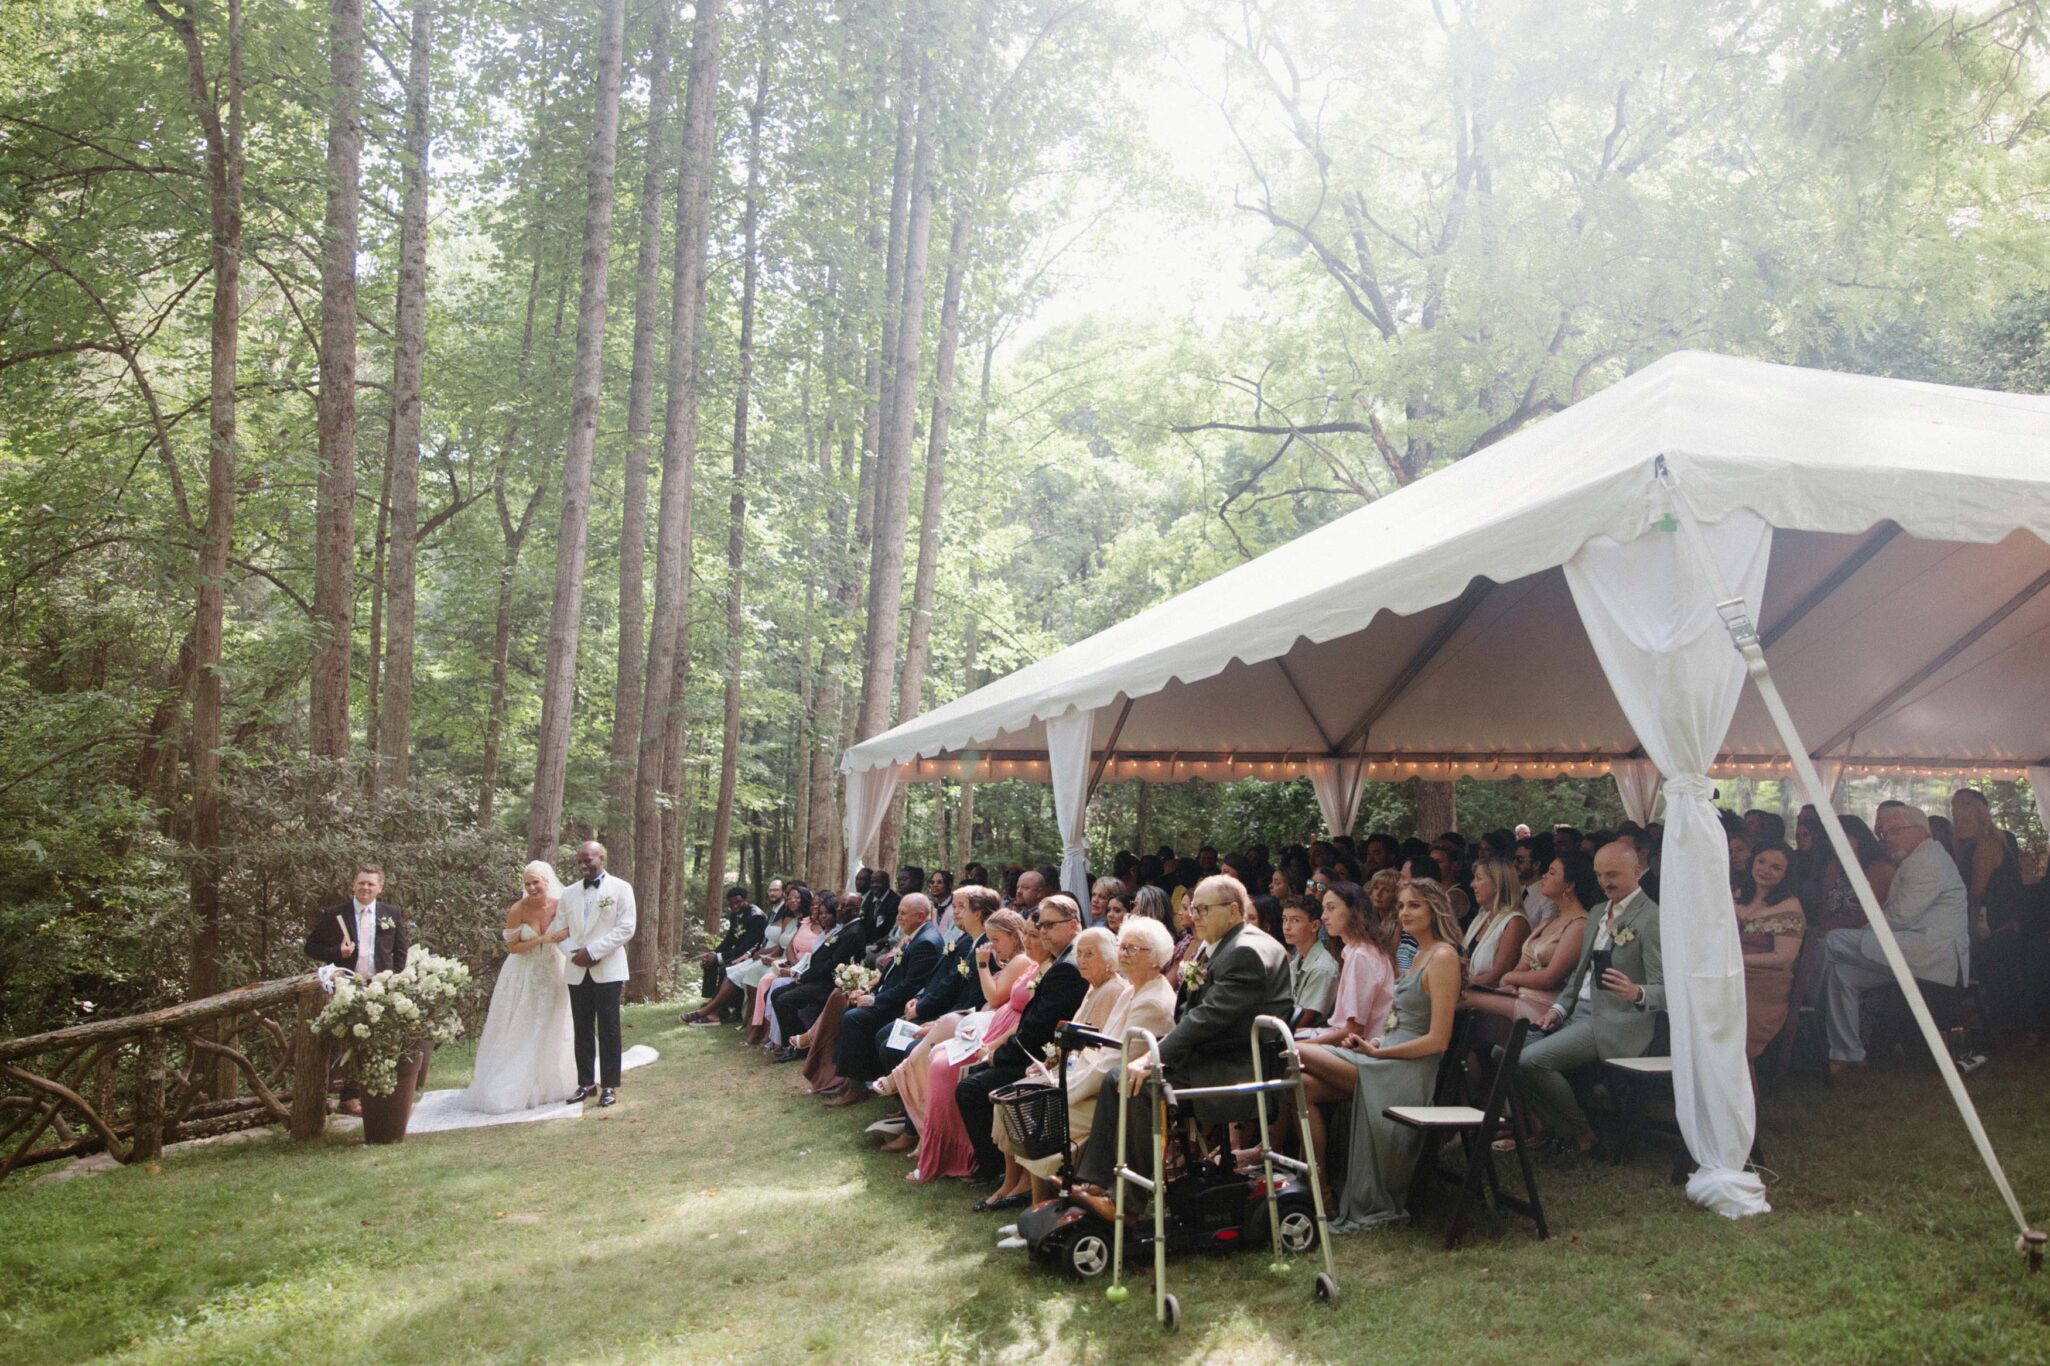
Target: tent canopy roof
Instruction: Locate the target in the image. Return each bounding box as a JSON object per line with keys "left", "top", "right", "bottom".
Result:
{"left": 844, "top": 351, "right": 2050, "bottom": 782}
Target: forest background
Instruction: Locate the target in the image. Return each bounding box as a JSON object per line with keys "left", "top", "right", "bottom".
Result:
{"left": 4, "top": 0, "right": 2049, "bottom": 1038}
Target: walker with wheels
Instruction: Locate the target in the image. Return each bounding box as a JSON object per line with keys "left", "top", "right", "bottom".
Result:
{"left": 1014, "top": 1014, "right": 1339, "bottom": 1331}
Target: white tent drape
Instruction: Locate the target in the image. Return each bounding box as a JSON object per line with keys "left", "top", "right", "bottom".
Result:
{"left": 1565, "top": 510, "right": 1775, "bottom": 1219}
{"left": 1809, "top": 759, "right": 1845, "bottom": 810}
{"left": 843, "top": 763, "right": 905, "bottom": 892}
{"left": 1612, "top": 759, "right": 1662, "bottom": 825}
{"left": 1307, "top": 756, "right": 1368, "bottom": 838}
{"left": 1046, "top": 707, "right": 1095, "bottom": 904}
{"left": 2030, "top": 766, "right": 2050, "bottom": 839}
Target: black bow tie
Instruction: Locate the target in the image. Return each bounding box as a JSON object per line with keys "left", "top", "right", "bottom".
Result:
{"left": 584, "top": 875, "right": 603, "bottom": 889}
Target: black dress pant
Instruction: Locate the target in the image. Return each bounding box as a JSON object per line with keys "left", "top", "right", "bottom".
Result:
{"left": 955, "top": 1062, "right": 1027, "bottom": 1178}
{"left": 569, "top": 976, "right": 623, "bottom": 1087}
{"left": 835, "top": 1004, "right": 889, "bottom": 1083}
{"left": 773, "top": 980, "right": 830, "bottom": 1041}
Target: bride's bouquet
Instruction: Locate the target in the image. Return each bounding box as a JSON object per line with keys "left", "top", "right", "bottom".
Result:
{"left": 314, "top": 949, "right": 472, "bottom": 1097}
{"left": 833, "top": 962, "right": 879, "bottom": 997}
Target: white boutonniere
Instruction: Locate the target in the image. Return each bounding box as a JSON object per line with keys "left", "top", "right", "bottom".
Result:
{"left": 1183, "top": 957, "right": 1210, "bottom": 998}
{"left": 1383, "top": 1009, "right": 1400, "bottom": 1034}
{"left": 957, "top": 959, "right": 971, "bottom": 978}
{"left": 378, "top": 915, "right": 395, "bottom": 932}
{"left": 1613, "top": 926, "right": 1637, "bottom": 947}
{"left": 598, "top": 894, "right": 616, "bottom": 910}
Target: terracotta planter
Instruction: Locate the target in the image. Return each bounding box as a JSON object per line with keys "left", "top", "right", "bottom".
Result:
{"left": 360, "top": 1065, "right": 418, "bottom": 1144}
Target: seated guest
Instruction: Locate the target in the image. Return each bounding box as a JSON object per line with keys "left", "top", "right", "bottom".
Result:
{"left": 1070, "top": 876, "right": 1291, "bottom": 1196}
{"left": 1726, "top": 822, "right": 1754, "bottom": 895}
{"left": 1515, "top": 834, "right": 1557, "bottom": 929}
{"left": 1269, "top": 866, "right": 1301, "bottom": 900}
{"left": 689, "top": 884, "right": 805, "bottom": 1028}
{"left": 1247, "top": 893, "right": 1286, "bottom": 941}
{"left": 1320, "top": 878, "right": 1465, "bottom": 1232}
{"left": 1464, "top": 851, "right": 1593, "bottom": 1026}
{"left": 927, "top": 869, "right": 957, "bottom": 935}
{"left": 1012, "top": 918, "right": 1179, "bottom": 1209}
{"left": 858, "top": 867, "right": 911, "bottom": 966}
{"left": 1824, "top": 803, "right": 1970, "bottom": 1073}
{"left": 1101, "top": 888, "right": 1130, "bottom": 935}
{"left": 1089, "top": 876, "right": 1124, "bottom": 931}
{"left": 823, "top": 894, "right": 945, "bottom": 1106}
{"left": 1282, "top": 896, "right": 1340, "bottom": 1030}
{"left": 1298, "top": 882, "right": 1395, "bottom": 1049}
{"left": 1011, "top": 868, "right": 1048, "bottom": 918}
{"left": 1736, "top": 842, "right": 1806, "bottom": 1061}
{"left": 1513, "top": 838, "right": 1663, "bottom": 1154}
{"left": 868, "top": 887, "right": 991, "bottom": 1125}
{"left": 881, "top": 885, "right": 1004, "bottom": 1148}
{"left": 749, "top": 889, "right": 829, "bottom": 1048}
{"left": 769, "top": 894, "right": 866, "bottom": 1061}
{"left": 693, "top": 885, "right": 766, "bottom": 1018}
{"left": 1462, "top": 854, "right": 1531, "bottom": 988}
{"left": 1953, "top": 787, "right": 2044, "bottom": 1040}
{"left": 1000, "top": 926, "right": 1130, "bottom": 1205}
{"left": 1815, "top": 815, "right": 1892, "bottom": 932}
{"left": 955, "top": 896, "right": 1089, "bottom": 1202}
{"left": 910, "top": 910, "right": 1042, "bottom": 1182}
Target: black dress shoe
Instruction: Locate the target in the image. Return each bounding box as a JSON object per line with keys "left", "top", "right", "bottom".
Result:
{"left": 568, "top": 1084, "right": 597, "bottom": 1104}
{"left": 598, "top": 1087, "right": 618, "bottom": 1108}
{"left": 771, "top": 1045, "right": 802, "bottom": 1063}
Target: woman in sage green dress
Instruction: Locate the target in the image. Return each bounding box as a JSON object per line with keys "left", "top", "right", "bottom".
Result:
{"left": 1323, "top": 876, "right": 1466, "bottom": 1233}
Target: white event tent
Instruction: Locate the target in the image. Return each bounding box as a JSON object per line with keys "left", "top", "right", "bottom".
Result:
{"left": 840, "top": 350, "right": 2050, "bottom": 1223}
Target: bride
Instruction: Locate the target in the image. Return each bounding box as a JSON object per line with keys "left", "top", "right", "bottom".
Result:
{"left": 457, "top": 860, "right": 577, "bottom": 1113}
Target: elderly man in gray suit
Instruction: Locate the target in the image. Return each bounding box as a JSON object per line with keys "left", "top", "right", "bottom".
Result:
{"left": 1823, "top": 801, "right": 1970, "bottom": 1073}
{"left": 1514, "top": 838, "right": 1664, "bottom": 1154}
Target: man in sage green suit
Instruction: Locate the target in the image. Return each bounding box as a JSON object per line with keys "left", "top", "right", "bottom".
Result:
{"left": 1515, "top": 839, "right": 1664, "bottom": 1152}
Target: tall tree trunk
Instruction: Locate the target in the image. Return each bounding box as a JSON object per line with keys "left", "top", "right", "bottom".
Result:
{"left": 148, "top": 0, "right": 242, "bottom": 999}
{"left": 309, "top": 0, "right": 364, "bottom": 761}
{"left": 1416, "top": 779, "right": 1457, "bottom": 843}
{"left": 605, "top": 0, "right": 673, "bottom": 872}
{"left": 877, "top": 206, "right": 966, "bottom": 868}
{"left": 364, "top": 421, "right": 390, "bottom": 790}
{"left": 853, "top": 47, "right": 936, "bottom": 756}
{"left": 954, "top": 615, "right": 976, "bottom": 874}
{"left": 631, "top": 0, "right": 725, "bottom": 993}
{"left": 525, "top": 0, "right": 629, "bottom": 859}
{"left": 376, "top": 0, "right": 435, "bottom": 793}
{"left": 703, "top": 29, "right": 771, "bottom": 920}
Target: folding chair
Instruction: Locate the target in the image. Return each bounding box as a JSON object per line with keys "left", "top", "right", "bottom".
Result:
{"left": 1386, "top": 1017, "right": 1548, "bottom": 1248}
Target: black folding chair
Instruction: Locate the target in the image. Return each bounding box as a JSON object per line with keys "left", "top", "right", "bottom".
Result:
{"left": 1385, "top": 1017, "right": 1548, "bottom": 1248}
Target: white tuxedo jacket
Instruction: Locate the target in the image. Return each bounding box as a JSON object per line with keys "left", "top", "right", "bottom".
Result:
{"left": 559, "top": 872, "right": 637, "bottom": 985}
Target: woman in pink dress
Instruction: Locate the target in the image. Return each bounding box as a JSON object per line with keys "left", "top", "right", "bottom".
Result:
{"left": 912, "top": 912, "right": 1046, "bottom": 1183}
{"left": 743, "top": 894, "right": 830, "bottom": 1048}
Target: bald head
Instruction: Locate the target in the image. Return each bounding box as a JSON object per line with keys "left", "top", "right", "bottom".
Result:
{"left": 897, "top": 892, "right": 933, "bottom": 936}
{"left": 1593, "top": 838, "right": 1641, "bottom": 905}
{"left": 1014, "top": 870, "right": 1047, "bottom": 907}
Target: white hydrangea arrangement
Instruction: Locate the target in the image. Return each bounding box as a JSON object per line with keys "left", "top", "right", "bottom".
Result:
{"left": 313, "top": 949, "right": 471, "bottom": 1098}
{"left": 833, "top": 962, "right": 879, "bottom": 996}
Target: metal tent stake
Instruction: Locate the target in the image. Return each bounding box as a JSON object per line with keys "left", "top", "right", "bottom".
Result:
{"left": 1654, "top": 458, "right": 2043, "bottom": 1270}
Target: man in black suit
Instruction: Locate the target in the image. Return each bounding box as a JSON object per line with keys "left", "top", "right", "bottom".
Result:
{"left": 696, "top": 885, "right": 767, "bottom": 1015}
{"left": 1072, "top": 875, "right": 1292, "bottom": 1191}
{"left": 955, "top": 895, "right": 1090, "bottom": 1191}
{"left": 303, "top": 863, "right": 411, "bottom": 1114}
{"left": 770, "top": 896, "right": 866, "bottom": 1060}
{"left": 824, "top": 894, "right": 946, "bottom": 1105}
{"left": 860, "top": 866, "right": 915, "bottom": 967}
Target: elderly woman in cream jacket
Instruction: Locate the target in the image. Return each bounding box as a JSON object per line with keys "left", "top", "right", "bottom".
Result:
{"left": 1015, "top": 917, "right": 1179, "bottom": 1203}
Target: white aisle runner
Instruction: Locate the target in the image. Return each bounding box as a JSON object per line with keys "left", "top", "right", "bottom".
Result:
{"left": 406, "top": 1044, "right": 659, "bottom": 1134}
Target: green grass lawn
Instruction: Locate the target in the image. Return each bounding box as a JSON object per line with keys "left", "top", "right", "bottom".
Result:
{"left": 5, "top": 1004, "right": 2050, "bottom": 1363}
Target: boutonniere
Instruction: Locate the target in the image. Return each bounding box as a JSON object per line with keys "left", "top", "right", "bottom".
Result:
{"left": 1024, "top": 975, "right": 1039, "bottom": 998}
{"left": 378, "top": 915, "right": 395, "bottom": 932}
{"left": 956, "top": 959, "right": 971, "bottom": 978}
{"left": 1384, "top": 1009, "right": 1400, "bottom": 1034}
{"left": 1613, "top": 926, "right": 1638, "bottom": 947}
{"left": 1183, "top": 957, "right": 1210, "bottom": 997}
{"left": 598, "top": 894, "right": 616, "bottom": 910}
{"left": 1041, "top": 1041, "right": 1060, "bottom": 1065}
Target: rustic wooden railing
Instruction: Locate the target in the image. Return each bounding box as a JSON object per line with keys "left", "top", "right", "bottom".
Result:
{"left": 0, "top": 973, "right": 329, "bottom": 1186}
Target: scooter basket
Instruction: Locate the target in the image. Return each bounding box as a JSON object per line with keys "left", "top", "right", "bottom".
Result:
{"left": 991, "top": 1078, "right": 1068, "bottom": 1160}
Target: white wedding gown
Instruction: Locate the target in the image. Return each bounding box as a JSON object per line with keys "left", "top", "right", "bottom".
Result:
{"left": 456, "top": 922, "right": 576, "bottom": 1114}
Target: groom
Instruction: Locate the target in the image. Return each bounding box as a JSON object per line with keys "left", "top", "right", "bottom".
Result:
{"left": 559, "top": 840, "right": 636, "bottom": 1108}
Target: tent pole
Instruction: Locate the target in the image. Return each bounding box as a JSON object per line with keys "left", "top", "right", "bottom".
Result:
{"left": 1657, "top": 459, "right": 2041, "bottom": 1262}
{"left": 1758, "top": 523, "right": 1900, "bottom": 649}
{"left": 1330, "top": 578, "right": 1493, "bottom": 754}
{"left": 1087, "top": 697, "right": 1134, "bottom": 804}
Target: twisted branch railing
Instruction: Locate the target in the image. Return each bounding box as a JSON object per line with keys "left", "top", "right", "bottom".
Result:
{"left": 0, "top": 974, "right": 329, "bottom": 1185}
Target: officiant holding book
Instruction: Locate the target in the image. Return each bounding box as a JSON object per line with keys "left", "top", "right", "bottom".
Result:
{"left": 304, "top": 863, "right": 415, "bottom": 1113}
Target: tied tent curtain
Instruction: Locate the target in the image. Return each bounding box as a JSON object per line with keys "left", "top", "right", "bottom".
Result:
{"left": 1307, "top": 756, "right": 1368, "bottom": 839}
{"left": 1046, "top": 707, "right": 1095, "bottom": 904}
{"left": 1564, "top": 509, "right": 1775, "bottom": 1219}
{"left": 2030, "top": 766, "right": 2050, "bottom": 839}
{"left": 842, "top": 763, "right": 905, "bottom": 892}
{"left": 1611, "top": 758, "right": 1662, "bottom": 826}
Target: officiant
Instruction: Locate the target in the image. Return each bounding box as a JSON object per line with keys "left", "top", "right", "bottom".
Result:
{"left": 303, "top": 863, "right": 422, "bottom": 1114}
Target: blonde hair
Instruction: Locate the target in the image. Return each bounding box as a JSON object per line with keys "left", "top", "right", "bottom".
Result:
{"left": 1400, "top": 877, "right": 1468, "bottom": 984}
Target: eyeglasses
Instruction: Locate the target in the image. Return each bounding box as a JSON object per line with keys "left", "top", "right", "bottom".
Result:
{"left": 1032, "top": 912, "right": 1074, "bottom": 926}
{"left": 1189, "top": 900, "right": 1236, "bottom": 915}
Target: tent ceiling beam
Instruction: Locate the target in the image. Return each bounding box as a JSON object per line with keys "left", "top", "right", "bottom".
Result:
{"left": 1813, "top": 567, "right": 2050, "bottom": 757}
{"left": 1330, "top": 577, "right": 1494, "bottom": 756}
{"left": 1274, "top": 657, "right": 1335, "bottom": 751}
{"left": 1085, "top": 697, "right": 1134, "bottom": 802}
{"left": 1759, "top": 522, "right": 1901, "bottom": 649}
